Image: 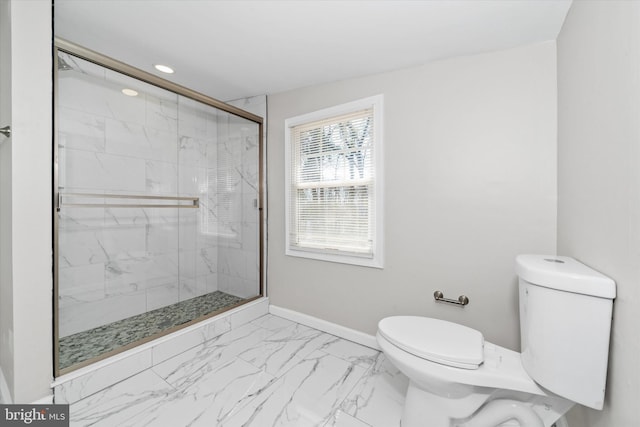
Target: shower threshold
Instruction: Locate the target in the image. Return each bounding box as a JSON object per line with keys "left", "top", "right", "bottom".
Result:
{"left": 58, "top": 291, "right": 246, "bottom": 371}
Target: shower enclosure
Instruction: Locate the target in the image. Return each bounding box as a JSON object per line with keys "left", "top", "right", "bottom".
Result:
{"left": 53, "top": 39, "right": 263, "bottom": 375}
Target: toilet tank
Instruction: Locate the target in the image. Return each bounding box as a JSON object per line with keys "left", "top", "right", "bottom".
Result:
{"left": 516, "top": 255, "right": 615, "bottom": 410}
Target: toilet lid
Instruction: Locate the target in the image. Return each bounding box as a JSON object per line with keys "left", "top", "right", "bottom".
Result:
{"left": 378, "top": 316, "right": 484, "bottom": 369}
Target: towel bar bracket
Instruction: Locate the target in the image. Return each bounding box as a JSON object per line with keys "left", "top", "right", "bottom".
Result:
{"left": 0, "top": 125, "right": 11, "bottom": 139}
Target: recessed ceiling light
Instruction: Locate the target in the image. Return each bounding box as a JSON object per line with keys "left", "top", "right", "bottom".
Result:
{"left": 122, "top": 88, "right": 139, "bottom": 97}
{"left": 154, "top": 64, "right": 174, "bottom": 74}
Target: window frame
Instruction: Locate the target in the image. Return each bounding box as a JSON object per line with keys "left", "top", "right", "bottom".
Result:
{"left": 284, "top": 95, "right": 384, "bottom": 268}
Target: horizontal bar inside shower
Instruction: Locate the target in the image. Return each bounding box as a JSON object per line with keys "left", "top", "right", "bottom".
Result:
{"left": 58, "top": 193, "right": 199, "bottom": 210}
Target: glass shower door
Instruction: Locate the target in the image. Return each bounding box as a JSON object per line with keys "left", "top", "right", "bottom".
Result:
{"left": 54, "top": 49, "right": 262, "bottom": 374}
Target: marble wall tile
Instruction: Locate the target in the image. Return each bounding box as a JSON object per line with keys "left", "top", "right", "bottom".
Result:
{"left": 179, "top": 136, "right": 209, "bottom": 168}
{"left": 65, "top": 368, "right": 170, "bottom": 425}
{"left": 58, "top": 263, "right": 105, "bottom": 303}
{"left": 58, "top": 229, "right": 108, "bottom": 268}
{"left": 178, "top": 209, "right": 198, "bottom": 251}
{"left": 57, "top": 77, "right": 113, "bottom": 120}
{"left": 104, "top": 207, "right": 148, "bottom": 227}
{"left": 60, "top": 149, "right": 146, "bottom": 192}
{"left": 218, "top": 275, "right": 259, "bottom": 299}
{"left": 218, "top": 248, "right": 245, "bottom": 278}
{"left": 145, "top": 281, "right": 179, "bottom": 312}
{"left": 58, "top": 106, "right": 106, "bottom": 153}
{"left": 59, "top": 290, "right": 147, "bottom": 337}
{"left": 178, "top": 97, "right": 209, "bottom": 139}
{"left": 101, "top": 224, "right": 146, "bottom": 259}
{"left": 145, "top": 160, "right": 178, "bottom": 195}
{"left": 55, "top": 349, "right": 153, "bottom": 405}
{"left": 104, "top": 254, "right": 178, "bottom": 296}
{"left": 178, "top": 277, "right": 207, "bottom": 302}
{"left": 145, "top": 94, "right": 178, "bottom": 133}
{"left": 58, "top": 206, "right": 105, "bottom": 231}
{"left": 243, "top": 250, "right": 259, "bottom": 281}
{"left": 145, "top": 222, "right": 179, "bottom": 255}
{"left": 198, "top": 246, "right": 217, "bottom": 276}
{"left": 105, "top": 118, "right": 177, "bottom": 163}
{"left": 200, "top": 273, "right": 219, "bottom": 294}
{"left": 151, "top": 315, "right": 232, "bottom": 366}
{"left": 103, "top": 83, "right": 147, "bottom": 126}
{"left": 178, "top": 164, "right": 207, "bottom": 197}
{"left": 218, "top": 274, "right": 239, "bottom": 297}
{"left": 229, "top": 299, "right": 269, "bottom": 329}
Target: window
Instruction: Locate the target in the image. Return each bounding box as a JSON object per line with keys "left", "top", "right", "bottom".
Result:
{"left": 285, "top": 95, "right": 384, "bottom": 268}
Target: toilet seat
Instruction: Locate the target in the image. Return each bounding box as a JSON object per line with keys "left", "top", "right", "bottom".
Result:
{"left": 377, "top": 331, "right": 548, "bottom": 396}
{"left": 378, "top": 316, "right": 484, "bottom": 369}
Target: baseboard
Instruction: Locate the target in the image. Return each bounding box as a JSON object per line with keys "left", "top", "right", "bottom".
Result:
{"left": 31, "top": 395, "right": 54, "bottom": 404}
{"left": 269, "top": 305, "right": 380, "bottom": 350}
{"left": 0, "top": 366, "right": 12, "bottom": 404}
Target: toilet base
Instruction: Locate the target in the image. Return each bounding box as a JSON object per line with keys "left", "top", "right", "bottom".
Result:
{"left": 402, "top": 381, "right": 489, "bottom": 427}
{"left": 401, "top": 381, "right": 572, "bottom": 427}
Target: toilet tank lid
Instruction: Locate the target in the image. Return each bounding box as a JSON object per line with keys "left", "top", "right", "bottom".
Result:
{"left": 378, "top": 316, "right": 484, "bottom": 369}
{"left": 516, "top": 255, "right": 616, "bottom": 299}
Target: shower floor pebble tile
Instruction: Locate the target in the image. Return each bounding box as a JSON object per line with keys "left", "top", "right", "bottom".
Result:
{"left": 59, "top": 291, "right": 245, "bottom": 369}
{"left": 68, "top": 314, "right": 408, "bottom": 427}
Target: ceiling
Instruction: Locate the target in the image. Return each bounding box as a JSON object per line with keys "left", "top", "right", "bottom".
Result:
{"left": 54, "top": 0, "right": 572, "bottom": 102}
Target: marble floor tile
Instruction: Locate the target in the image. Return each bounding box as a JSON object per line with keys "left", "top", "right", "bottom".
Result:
{"left": 68, "top": 314, "right": 408, "bottom": 427}
{"left": 318, "top": 336, "right": 380, "bottom": 368}
{"left": 221, "top": 350, "right": 369, "bottom": 427}
{"left": 238, "top": 323, "right": 335, "bottom": 377}
{"left": 152, "top": 322, "right": 274, "bottom": 389}
{"left": 70, "top": 369, "right": 174, "bottom": 427}
{"left": 340, "top": 353, "right": 408, "bottom": 427}
{"left": 123, "top": 358, "right": 275, "bottom": 426}
{"left": 324, "top": 410, "right": 372, "bottom": 427}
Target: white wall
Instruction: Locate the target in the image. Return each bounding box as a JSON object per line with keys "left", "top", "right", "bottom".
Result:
{"left": 268, "top": 42, "right": 557, "bottom": 350}
{"left": 0, "top": 0, "right": 52, "bottom": 403}
{"left": 0, "top": 0, "right": 14, "bottom": 404}
{"left": 557, "top": 1, "right": 640, "bottom": 426}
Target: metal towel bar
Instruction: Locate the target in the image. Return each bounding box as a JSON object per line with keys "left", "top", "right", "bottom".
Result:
{"left": 58, "top": 192, "right": 199, "bottom": 211}
{"left": 433, "top": 290, "right": 470, "bottom": 307}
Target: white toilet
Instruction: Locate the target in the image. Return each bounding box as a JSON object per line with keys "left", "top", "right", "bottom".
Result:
{"left": 377, "top": 254, "right": 616, "bottom": 427}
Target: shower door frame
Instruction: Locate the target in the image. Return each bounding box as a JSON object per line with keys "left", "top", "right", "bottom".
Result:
{"left": 53, "top": 37, "right": 265, "bottom": 377}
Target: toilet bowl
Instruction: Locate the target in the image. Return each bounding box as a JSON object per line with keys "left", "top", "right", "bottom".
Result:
{"left": 377, "top": 317, "right": 572, "bottom": 427}
{"left": 377, "top": 255, "right": 616, "bottom": 427}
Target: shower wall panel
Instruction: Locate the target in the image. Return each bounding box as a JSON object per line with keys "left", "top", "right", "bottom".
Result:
{"left": 216, "top": 112, "right": 260, "bottom": 299}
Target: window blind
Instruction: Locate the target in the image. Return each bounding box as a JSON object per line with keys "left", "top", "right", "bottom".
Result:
{"left": 289, "top": 108, "right": 375, "bottom": 257}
